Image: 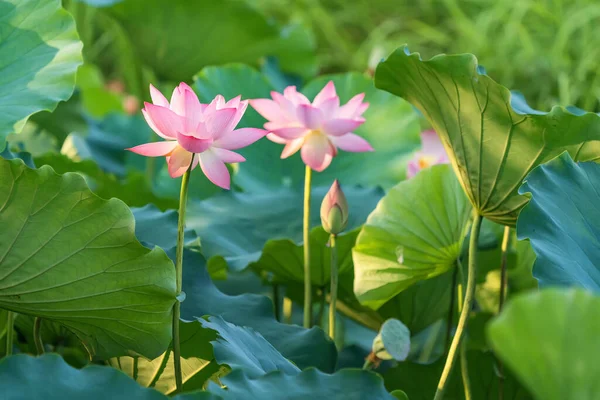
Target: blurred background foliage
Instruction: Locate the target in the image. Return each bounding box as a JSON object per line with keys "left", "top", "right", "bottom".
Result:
{"left": 56, "top": 0, "right": 600, "bottom": 116}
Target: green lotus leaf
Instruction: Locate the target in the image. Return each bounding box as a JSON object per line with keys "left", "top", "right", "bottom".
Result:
{"left": 0, "top": 0, "right": 82, "bottom": 146}
{"left": 384, "top": 349, "right": 531, "bottom": 400}
{"left": 0, "top": 158, "right": 176, "bottom": 359}
{"left": 0, "top": 354, "right": 220, "bottom": 399}
{"left": 209, "top": 368, "right": 396, "bottom": 400}
{"left": 187, "top": 185, "right": 381, "bottom": 272}
{"left": 517, "top": 152, "right": 600, "bottom": 290}
{"left": 180, "top": 248, "right": 337, "bottom": 373}
{"left": 375, "top": 46, "right": 600, "bottom": 226}
{"left": 353, "top": 165, "right": 471, "bottom": 308}
{"left": 488, "top": 288, "right": 600, "bottom": 400}
{"left": 109, "top": 321, "right": 219, "bottom": 395}
{"left": 251, "top": 227, "right": 358, "bottom": 287}
{"left": 201, "top": 316, "right": 300, "bottom": 378}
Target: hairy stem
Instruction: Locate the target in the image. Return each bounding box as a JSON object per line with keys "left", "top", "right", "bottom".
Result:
{"left": 5, "top": 312, "right": 14, "bottom": 356}
{"left": 33, "top": 317, "right": 44, "bottom": 355}
{"left": 329, "top": 234, "right": 338, "bottom": 340}
{"left": 303, "top": 166, "right": 313, "bottom": 328}
{"left": 433, "top": 212, "right": 482, "bottom": 400}
{"left": 172, "top": 156, "right": 194, "bottom": 393}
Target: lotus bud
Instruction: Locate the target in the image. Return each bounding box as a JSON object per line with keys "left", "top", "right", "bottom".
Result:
{"left": 320, "top": 180, "right": 348, "bottom": 235}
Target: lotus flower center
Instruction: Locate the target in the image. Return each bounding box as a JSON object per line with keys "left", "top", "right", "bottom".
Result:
{"left": 418, "top": 156, "right": 436, "bottom": 169}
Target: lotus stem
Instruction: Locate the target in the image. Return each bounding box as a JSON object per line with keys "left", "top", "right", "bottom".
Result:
{"left": 329, "top": 234, "right": 338, "bottom": 340}
{"left": 433, "top": 211, "right": 482, "bottom": 400}
{"left": 172, "top": 155, "right": 194, "bottom": 393}
{"left": 498, "top": 226, "right": 510, "bottom": 311}
{"left": 445, "top": 266, "right": 459, "bottom": 351}
{"left": 457, "top": 269, "right": 471, "bottom": 400}
{"left": 5, "top": 311, "right": 14, "bottom": 356}
{"left": 303, "top": 165, "right": 313, "bottom": 328}
{"left": 33, "top": 317, "right": 44, "bottom": 355}
{"left": 460, "top": 340, "right": 472, "bottom": 400}
{"left": 498, "top": 225, "right": 511, "bottom": 400}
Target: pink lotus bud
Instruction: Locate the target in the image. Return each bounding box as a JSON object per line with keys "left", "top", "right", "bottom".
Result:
{"left": 320, "top": 180, "right": 349, "bottom": 235}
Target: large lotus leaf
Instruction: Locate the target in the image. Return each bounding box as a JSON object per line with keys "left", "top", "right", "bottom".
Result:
{"left": 0, "top": 0, "right": 82, "bottom": 146}
{"left": 251, "top": 228, "right": 358, "bottom": 287}
{"left": 194, "top": 65, "right": 420, "bottom": 191}
{"left": 180, "top": 248, "right": 337, "bottom": 372}
{"left": 0, "top": 354, "right": 220, "bottom": 400}
{"left": 517, "top": 152, "right": 600, "bottom": 290}
{"left": 375, "top": 46, "right": 600, "bottom": 226}
{"left": 129, "top": 205, "right": 337, "bottom": 373}
{"left": 353, "top": 164, "right": 471, "bottom": 309}
{"left": 201, "top": 316, "right": 300, "bottom": 378}
{"left": 109, "top": 321, "right": 219, "bottom": 395}
{"left": 488, "top": 288, "right": 600, "bottom": 400}
{"left": 0, "top": 158, "right": 176, "bottom": 358}
{"left": 35, "top": 153, "right": 178, "bottom": 210}
{"left": 106, "top": 0, "right": 315, "bottom": 82}
{"left": 383, "top": 349, "right": 531, "bottom": 400}
{"left": 187, "top": 185, "right": 382, "bottom": 271}
{"left": 209, "top": 368, "right": 396, "bottom": 400}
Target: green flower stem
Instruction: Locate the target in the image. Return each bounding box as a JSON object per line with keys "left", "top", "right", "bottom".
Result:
{"left": 460, "top": 340, "right": 472, "bottom": 400}
{"left": 498, "top": 226, "right": 511, "bottom": 312}
{"left": 303, "top": 166, "right": 313, "bottom": 328}
{"left": 433, "top": 211, "right": 482, "bottom": 400}
{"left": 457, "top": 268, "right": 471, "bottom": 400}
{"left": 498, "top": 225, "right": 511, "bottom": 400}
{"left": 5, "top": 311, "right": 14, "bottom": 356}
{"left": 172, "top": 156, "right": 194, "bottom": 393}
{"left": 328, "top": 234, "right": 338, "bottom": 339}
{"left": 33, "top": 317, "right": 44, "bottom": 355}
{"left": 362, "top": 359, "right": 373, "bottom": 370}
{"left": 445, "top": 266, "right": 459, "bottom": 351}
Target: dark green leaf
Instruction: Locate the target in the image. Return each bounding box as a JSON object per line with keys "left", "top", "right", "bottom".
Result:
{"left": 518, "top": 152, "right": 600, "bottom": 290}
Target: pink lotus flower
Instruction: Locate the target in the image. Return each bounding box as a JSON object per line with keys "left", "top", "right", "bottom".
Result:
{"left": 250, "top": 81, "right": 373, "bottom": 172}
{"left": 127, "top": 83, "right": 266, "bottom": 189}
{"left": 407, "top": 130, "right": 450, "bottom": 178}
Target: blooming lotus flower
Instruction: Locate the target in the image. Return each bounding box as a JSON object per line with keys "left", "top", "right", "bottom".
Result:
{"left": 250, "top": 81, "right": 373, "bottom": 172}
{"left": 127, "top": 83, "right": 266, "bottom": 189}
{"left": 320, "top": 180, "right": 349, "bottom": 235}
{"left": 406, "top": 130, "right": 450, "bottom": 178}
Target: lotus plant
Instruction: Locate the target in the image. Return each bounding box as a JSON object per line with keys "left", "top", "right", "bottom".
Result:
{"left": 320, "top": 180, "right": 348, "bottom": 339}
{"left": 407, "top": 129, "right": 449, "bottom": 178}
{"left": 128, "top": 83, "right": 265, "bottom": 393}
{"left": 251, "top": 82, "right": 372, "bottom": 328}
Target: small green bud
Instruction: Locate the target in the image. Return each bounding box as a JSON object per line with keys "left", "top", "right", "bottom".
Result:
{"left": 320, "top": 180, "right": 348, "bottom": 235}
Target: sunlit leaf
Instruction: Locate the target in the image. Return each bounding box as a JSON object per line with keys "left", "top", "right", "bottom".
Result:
{"left": 353, "top": 165, "right": 471, "bottom": 308}
{"left": 488, "top": 288, "right": 600, "bottom": 400}
{"left": 375, "top": 47, "right": 600, "bottom": 225}
{"left": 0, "top": 158, "right": 176, "bottom": 358}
